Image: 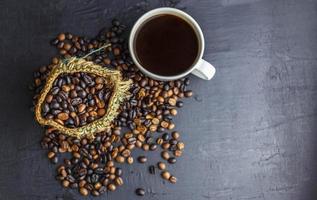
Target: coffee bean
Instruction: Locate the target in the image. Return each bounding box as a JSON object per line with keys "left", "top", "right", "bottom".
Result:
{"left": 169, "top": 175, "right": 177, "bottom": 183}
{"left": 176, "top": 101, "right": 184, "bottom": 108}
{"left": 157, "top": 162, "right": 166, "bottom": 170}
{"left": 70, "top": 183, "right": 78, "bottom": 189}
{"left": 79, "top": 187, "right": 89, "bottom": 196}
{"left": 169, "top": 139, "right": 178, "bottom": 145}
{"left": 149, "top": 165, "right": 155, "bottom": 174}
{"left": 161, "top": 171, "right": 171, "bottom": 180}
{"left": 71, "top": 97, "right": 82, "bottom": 106}
{"left": 168, "top": 98, "right": 176, "bottom": 106}
{"left": 149, "top": 144, "right": 157, "bottom": 151}
{"left": 99, "top": 186, "right": 107, "bottom": 194}
{"left": 112, "top": 19, "right": 120, "bottom": 26}
{"left": 171, "top": 131, "right": 180, "bottom": 139}
{"left": 107, "top": 183, "right": 116, "bottom": 191}
{"left": 184, "top": 78, "right": 190, "bottom": 86}
{"left": 162, "top": 142, "right": 170, "bottom": 150}
{"left": 168, "top": 123, "right": 175, "bottom": 130}
{"left": 156, "top": 138, "right": 163, "bottom": 145}
{"left": 115, "top": 168, "right": 123, "bottom": 176}
{"left": 51, "top": 39, "right": 59, "bottom": 46}
{"left": 184, "top": 90, "right": 193, "bottom": 97}
{"left": 145, "top": 137, "right": 153, "bottom": 144}
{"left": 48, "top": 151, "right": 55, "bottom": 159}
{"left": 162, "top": 133, "right": 169, "bottom": 141}
{"left": 174, "top": 150, "right": 182, "bottom": 157}
{"left": 62, "top": 180, "right": 70, "bottom": 188}
{"left": 50, "top": 102, "right": 60, "bottom": 109}
{"left": 92, "top": 190, "right": 100, "bottom": 196}
{"left": 78, "top": 90, "right": 87, "bottom": 98}
{"left": 115, "top": 177, "right": 123, "bottom": 186}
{"left": 142, "top": 143, "right": 149, "bottom": 151}
{"left": 138, "top": 156, "right": 147, "bottom": 163}
{"left": 160, "top": 121, "right": 169, "bottom": 129}
{"left": 97, "top": 108, "right": 106, "bottom": 116}
{"left": 78, "top": 104, "right": 86, "bottom": 113}
{"left": 168, "top": 157, "right": 176, "bottom": 164}
{"left": 57, "top": 112, "right": 69, "bottom": 121}
{"left": 63, "top": 43, "right": 72, "bottom": 51}
{"left": 135, "top": 188, "right": 145, "bottom": 196}
{"left": 151, "top": 118, "right": 159, "bottom": 125}
{"left": 46, "top": 95, "right": 53, "bottom": 103}
{"left": 127, "top": 156, "right": 134, "bottom": 164}
{"left": 170, "top": 108, "right": 177, "bottom": 116}
{"left": 177, "top": 142, "right": 185, "bottom": 150}
{"left": 115, "top": 156, "right": 125, "bottom": 163}
{"left": 52, "top": 156, "right": 58, "bottom": 164}
{"left": 161, "top": 151, "right": 170, "bottom": 160}
{"left": 57, "top": 33, "right": 66, "bottom": 41}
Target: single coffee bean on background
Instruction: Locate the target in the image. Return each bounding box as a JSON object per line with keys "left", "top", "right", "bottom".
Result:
{"left": 161, "top": 171, "right": 171, "bottom": 180}
{"left": 161, "top": 151, "right": 170, "bottom": 160}
{"left": 149, "top": 165, "right": 155, "bottom": 174}
{"left": 169, "top": 175, "right": 177, "bottom": 184}
{"left": 135, "top": 188, "right": 145, "bottom": 196}
{"left": 157, "top": 162, "right": 166, "bottom": 170}
{"left": 168, "top": 157, "right": 177, "bottom": 164}
{"left": 138, "top": 156, "right": 147, "bottom": 163}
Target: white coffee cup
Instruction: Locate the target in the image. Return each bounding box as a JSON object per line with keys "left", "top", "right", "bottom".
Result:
{"left": 129, "top": 7, "right": 216, "bottom": 81}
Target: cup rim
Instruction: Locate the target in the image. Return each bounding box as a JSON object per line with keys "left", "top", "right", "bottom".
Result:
{"left": 129, "top": 7, "right": 205, "bottom": 81}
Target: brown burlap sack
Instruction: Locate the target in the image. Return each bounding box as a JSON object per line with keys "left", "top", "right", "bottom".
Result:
{"left": 34, "top": 57, "right": 132, "bottom": 139}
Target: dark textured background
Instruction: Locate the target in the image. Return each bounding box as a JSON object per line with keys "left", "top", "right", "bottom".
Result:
{"left": 0, "top": 0, "right": 317, "bottom": 199}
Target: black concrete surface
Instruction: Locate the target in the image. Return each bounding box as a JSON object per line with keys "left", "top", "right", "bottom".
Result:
{"left": 0, "top": 0, "right": 317, "bottom": 200}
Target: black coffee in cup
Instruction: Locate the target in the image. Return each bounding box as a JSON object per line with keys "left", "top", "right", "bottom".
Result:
{"left": 134, "top": 14, "right": 199, "bottom": 76}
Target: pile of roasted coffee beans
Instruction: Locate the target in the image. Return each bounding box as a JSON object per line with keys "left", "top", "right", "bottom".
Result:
{"left": 42, "top": 73, "right": 112, "bottom": 128}
{"left": 31, "top": 19, "right": 192, "bottom": 197}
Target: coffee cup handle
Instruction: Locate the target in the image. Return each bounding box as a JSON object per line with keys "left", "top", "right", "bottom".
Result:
{"left": 191, "top": 59, "right": 216, "bottom": 80}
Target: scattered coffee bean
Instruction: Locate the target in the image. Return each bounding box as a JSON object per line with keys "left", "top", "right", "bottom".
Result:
{"left": 184, "top": 90, "right": 193, "bottom": 97}
{"left": 174, "top": 150, "right": 182, "bottom": 157}
{"left": 115, "top": 155, "right": 125, "bottom": 163}
{"left": 51, "top": 156, "right": 58, "bottom": 164}
{"left": 48, "top": 151, "right": 55, "bottom": 159}
{"left": 108, "top": 183, "right": 116, "bottom": 191}
{"left": 138, "top": 156, "right": 147, "bottom": 163}
{"left": 157, "top": 162, "right": 166, "bottom": 170}
{"left": 177, "top": 142, "right": 185, "bottom": 150}
{"left": 162, "top": 142, "right": 170, "bottom": 150}
{"left": 161, "top": 171, "right": 171, "bottom": 180}
{"left": 169, "top": 175, "right": 177, "bottom": 184}
{"left": 57, "top": 33, "right": 66, "bottom": 41}
{"left": 171, "top": 131, "right": 180, "bottom": 139}
{"left": 115, "top": 177, "right": 124, "bottom": 186}
{"left": 161, "top": 151, "right": 170, "bottom": 160}
{"left": 162, "top": 133, "right": 169, "bottom": 141}
{"left": 149, "top": 165, "right": 155, "bottom": 174}
{"left": 176, "top": 101, "right": 184, "bottom": 108}
{"left": 79, "top": 187, "right": 89, "bottom": 196}
{"left": 142, "top": 143, "right": 149, "bottom": 151}
{"left": 156, "top": 138, "right": 163, "bottom": 145}
{"left": 168, "top": 157, "right": 177, "bottom": 164}
{"left": 62, "top": 180, "right": 70, "bottom": 188}
{"left": 127, "top": 156, "right": 134, "bottom": 164}
{"left": 135, "top": 188, "right": 145, "bottom": 196}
